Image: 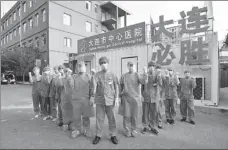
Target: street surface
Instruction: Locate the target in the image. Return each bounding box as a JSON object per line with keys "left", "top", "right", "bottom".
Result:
{"left": 1, "top": 84, "right": 228, "bottom": 149}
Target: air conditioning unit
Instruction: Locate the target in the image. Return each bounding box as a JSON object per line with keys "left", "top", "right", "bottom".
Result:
{"left": 177, "top": 77, "right": 206, "bottom": 100}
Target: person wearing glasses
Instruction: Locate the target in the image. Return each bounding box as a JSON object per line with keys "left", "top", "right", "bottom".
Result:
{"left": 119, "top": 61, "right": 147, "bottom": 138}
{"left": 92, "top": 56, "right": 119, "bottom": 145}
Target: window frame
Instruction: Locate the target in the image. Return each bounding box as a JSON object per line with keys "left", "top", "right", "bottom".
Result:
{"left": 86, "top": 1, "right": 92, "bottom": 11}
{"left": 63, "top": 13, "right": 71, "bottom": 26}
{"left": 64, "top": 37, "right": 72, "bottom": 48}
{"left": 23, "top": 2, "right": 26, "bottom": 13}
{"left": 29, "top": 18, "right": 33, "bottom": 28}
{"left": 42, "top": 9, "right": 46, "bottom": 22}
{"left": 95, "top": 4, "right": 98, "bottom": 13}
{"left": 86, "top": 21, "right": 92, "bottom": 32}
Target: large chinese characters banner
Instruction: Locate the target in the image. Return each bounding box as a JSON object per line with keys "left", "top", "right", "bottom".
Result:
{"left": 78, "top": 22, "right": 146, "bottom": 54}
{"left": 151, "top": 6, "right": 211, "bottom": 66}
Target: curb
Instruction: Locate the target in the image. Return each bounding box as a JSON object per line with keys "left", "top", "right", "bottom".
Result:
{"left": 176, "top": 104, "right": 228, "bottom": 117}
{"left": 16, "top": 82, "right": 31, "bottom": 85}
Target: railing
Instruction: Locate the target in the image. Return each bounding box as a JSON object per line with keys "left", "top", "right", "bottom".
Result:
{"left": 101, "top": 11, "right": 117, "bottom": 22}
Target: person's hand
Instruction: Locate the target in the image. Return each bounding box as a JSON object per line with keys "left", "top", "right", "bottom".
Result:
{"left": 114, "top": 98, "right": 119, "bottom": 107}
{"left": 143, "top": 67, "right": 147, "bottom": 74}
{"left": 89, "top": 97, "right": 95, "bottom": 106}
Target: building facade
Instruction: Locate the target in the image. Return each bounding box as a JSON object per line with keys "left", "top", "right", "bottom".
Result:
{"left": 1, "top": 0, "right": 130, "bottom": 68}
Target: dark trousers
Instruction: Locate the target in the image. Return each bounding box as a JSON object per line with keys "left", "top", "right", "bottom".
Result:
{"left": 32, "top": 94, "right": 42, "bottom": 115}
{"left": 41, "top": 97, "right": 51, "bottom": 116}
{"left": 50, "top": 97, "right": 57, "bottom": 118}
{"left": 142, "top": 102, "right": 157, "bottom": 129}
{"left": 57, "top": 98, "right": 63, "bottom": 123}
{"left": 96, "top": 104, "right": 117, "bottom": 137}
{"left": 164, "top": 99, "right": 176, "bottom": 120}
{"left": 180, "top": 96, "right": 195, "bottom": 120}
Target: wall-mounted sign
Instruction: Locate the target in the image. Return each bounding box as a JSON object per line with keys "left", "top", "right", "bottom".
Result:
{"left": 151, "top": 6, "right": 211, "bottom": 66}
{"left": 78, "top": 22, "right": 146, "bottom": 54}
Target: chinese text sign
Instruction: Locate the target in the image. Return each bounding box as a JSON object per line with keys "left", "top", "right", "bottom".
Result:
{"left": 78, "top": 22, "right": 145, "bottom": 54}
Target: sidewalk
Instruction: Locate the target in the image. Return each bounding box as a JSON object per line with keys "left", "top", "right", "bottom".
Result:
{"left": 1, "top": 107, "right": 228, "bottom": 149}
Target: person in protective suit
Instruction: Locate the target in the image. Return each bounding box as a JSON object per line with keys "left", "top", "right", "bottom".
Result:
{"left": 29, "top": 67, "right": 42, "bottom": 119}
{"left": 163, "top": 67, "right": 180, "bottom": 125}
{"left": 60, "top": 68, "right": 74, "bottom": 132}
{"left": 141, "top": 61, "right": 163, "bottom": 135}
{"left": 69, "top": 61, "right": 95, "bottom": 139}
{"left": 119, "top": 61, "right": 147, "bottom": 138}
{"left": 179, "top": 70, "right": 196, "bottom": 125}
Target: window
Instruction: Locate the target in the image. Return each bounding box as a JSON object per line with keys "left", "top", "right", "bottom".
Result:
{"left": 18, "top": 7, "right": 21, "bottom": 17}
{"left": 29, "top": 18, "right": 33, "bottom": 28}
{"left": 86, "top": 21, "right": 92, "bottom": 32}
{"left": 23, "top": 22, "right": 26, "bottom": 32}
{"left": 35, "top": 14, "right": 39, "bottom": 26}
{"left": 42, "top": 9, "right": 46, "bottom": 22}
{"left": 22, "top": 42, "right": 26, "bottom": 47}
{"left": 95, "top": 4, "right": 98, "bottom": 13}
{"left": 13, "top": 12, "right": 16, "bottom": 20}
{"left": 4, "top": 37, "right": 6, "bottom": 44}
{"left": 2, "top": 24, "right": 4, "bottom": 30}
{"left": 14, "top": 29, "right": 16, "bottom": 37}
{"left": 6, "top": 35, "right": 8, "bottom": 43}
{"left": 23, "top": 2, "right": 26, "bottom": 12}
{"left": 6, "top": 19, "right": 8, "bottom": 26}
{"left": 18, "top": 26, "right": 21, "bottom": 35}
{"left": 95, "top": 24, "right": 99, "bottom": 33}
{"left": 63, "top": 13, "right": 71, "bottom": 26}
{"left": 10, "top": 16, "right": 12, "bottom": 24}
{"left": 10, "top": 32, "right": 12, "bottom": 40}
{"left": 29, "top": 1, "right": 33, "bottom": 7}
{"left": 28, "top": 40, "right": 33, "bottom": 46}
{"left": 86, "top": 1, "right": 91, "bottom": 11}
{"left": 35, "top": 37, "right": 39, "bottom": 47}
{"left": 41, "top": 34, "right": 46, "bottom": 45}
{"left": 64, "top": 37, "right": 72, "bottom": 47}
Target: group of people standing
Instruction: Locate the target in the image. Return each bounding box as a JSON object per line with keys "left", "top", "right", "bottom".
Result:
{"left": 29, "top": 56, "right": 196, "bottom": 145}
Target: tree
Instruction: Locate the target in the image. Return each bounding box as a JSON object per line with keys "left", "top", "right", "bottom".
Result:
{"left": 223, "top": 33, "right": 228, "bottom": 48}
{"left": 1, "top": 46, "right": 41, "bottom": 83}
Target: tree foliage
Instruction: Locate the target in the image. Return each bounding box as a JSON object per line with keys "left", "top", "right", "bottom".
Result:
{"left": 1, "top": 46, "right": 41, "bottom": 81}
{"left": 223, "top": 33, "right": 228, "bottom": 47}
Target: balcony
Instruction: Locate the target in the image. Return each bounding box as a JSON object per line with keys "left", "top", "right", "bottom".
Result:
{"left": 100, "top": 1, "right": 131, "bottom": 30}
{"left": 101, "top": 11, "right": 117, "bottom": 30}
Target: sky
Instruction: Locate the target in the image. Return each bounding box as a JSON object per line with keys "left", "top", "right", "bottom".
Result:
{"left": 1, "top": 1, "right": 228, "bottom": 41}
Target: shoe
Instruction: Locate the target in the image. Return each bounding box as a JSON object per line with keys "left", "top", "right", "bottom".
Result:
{"left": 158, "top": 125, "right": 163, "bottom": 129}
{"left": 93, "top": 136, "right": 101, "bottom": 145}
{"left": 62, "top": 125, "right": 68, "bottom": 131}
{"left": 124, "top": 132, "right": 131, "bottom": 137}
{"left": 189, "top": 120, "right": 195, "bottom": 125}
{"left": 34, "top": 115, "right": 39, "bottom": 119}
{"left": 49, "top": 116, "right": 53, "bottom": 120}
{"left": 71, "top": 130, "right": 80, "bottom": 138}
{"left": 170, "top": 120, "right": 175, "bottom": 126}
{"left": 141, "top": 128, "right": 147, "bottom": 134}
{"left": 166, "top": 119, "right": 170, "bottom": 124}
{"left": 52, "top": 118, "right": 57, "bottom": 122}
{"left": 181, "top": 118, "right": 186, "bottom": 122}
{"left": 110, "top": 136, "right": 118, "bottom": 144}
{"left": 58, "top": 122, "right": 63, "bottom": 127}
{"left": 84, "top": 130, "right": 92, "bottom": 137}
{"left": 43, "top": 116, "right": 50, "bottom": 120}
{"left": 150, "top": 128, "right": 158, "bottom": 135}
{"left": 131, "top": 130, "right": 138, "bottom": 138}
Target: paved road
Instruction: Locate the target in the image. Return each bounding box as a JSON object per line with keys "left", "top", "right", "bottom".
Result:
{"left": 1, "top": 85, "right": 228, "bottom": 149}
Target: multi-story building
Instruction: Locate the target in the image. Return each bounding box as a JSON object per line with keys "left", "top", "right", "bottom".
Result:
{"left": 1, "top": 1, "right": 130, "bottom": 68}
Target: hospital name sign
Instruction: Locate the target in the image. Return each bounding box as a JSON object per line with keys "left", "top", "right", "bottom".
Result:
{"left": 78, "top": 22, "right": 146, "bottom": 54}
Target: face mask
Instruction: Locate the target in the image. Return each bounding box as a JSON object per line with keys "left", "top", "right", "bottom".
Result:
{"left": 101, "top": 63, "right": 108, "bottom": 71}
